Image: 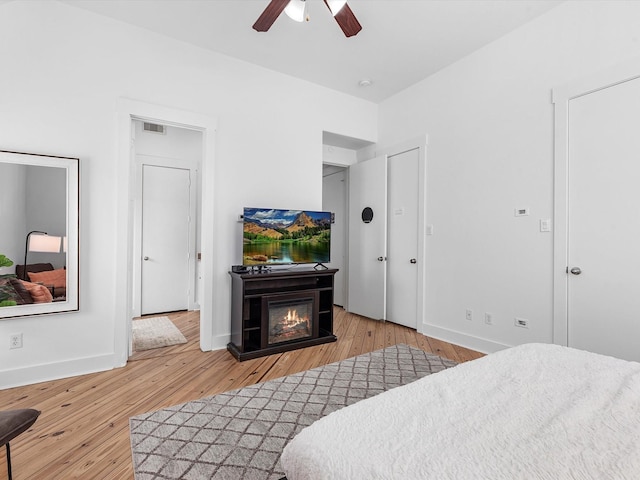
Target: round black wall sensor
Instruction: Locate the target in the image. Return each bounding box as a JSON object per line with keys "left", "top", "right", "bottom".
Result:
{"left": 361, "top": 207, "right": 374, "bottom": 223}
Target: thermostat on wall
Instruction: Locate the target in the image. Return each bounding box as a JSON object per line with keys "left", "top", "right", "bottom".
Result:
{"left": 514, "top": 207, "right": 530, "bottom": 217}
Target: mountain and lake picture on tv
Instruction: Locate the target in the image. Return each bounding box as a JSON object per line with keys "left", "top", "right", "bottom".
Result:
{"left": 242, "top": 207, "right": 331, "bottom": 265}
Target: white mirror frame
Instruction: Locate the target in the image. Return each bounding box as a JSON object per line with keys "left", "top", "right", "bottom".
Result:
{"left": 0, "top": 150, "right": 79, "bottom": 318}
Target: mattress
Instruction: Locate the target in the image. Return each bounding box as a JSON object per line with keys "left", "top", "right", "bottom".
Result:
{"left": 280, "top": 343, "right": 640, "bottom": 479}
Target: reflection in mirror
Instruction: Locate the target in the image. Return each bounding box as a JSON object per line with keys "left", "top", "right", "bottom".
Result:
{"left": 0, "top": 150, "right": 79, "bottom": 318}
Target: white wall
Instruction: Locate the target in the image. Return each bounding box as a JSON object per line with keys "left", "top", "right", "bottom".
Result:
{"left": 377, "top": 1, "right": 640, "bottom": 352}
{"left": 0, "top": 163, "right": 27, "bottom": 275}
{"left": 322, "top": 145, "right": 357, "bottom": 167}
{"left": 0, "top": 163, "right": 65, "bottom": 273}
{"left": 26, "top": 166, "right": 66, "bottom": 269}
{"left": 0, "top": 0, "right": 377, "bottom": 388}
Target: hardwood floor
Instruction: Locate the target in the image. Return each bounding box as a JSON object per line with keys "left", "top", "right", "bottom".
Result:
{"left": 0, "top": 308, "right": 483, "bottom": 479}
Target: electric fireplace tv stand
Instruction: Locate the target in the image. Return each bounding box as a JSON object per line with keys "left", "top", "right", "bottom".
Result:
{"left": 228, "top": 267, "right": 338, "bottom": 361}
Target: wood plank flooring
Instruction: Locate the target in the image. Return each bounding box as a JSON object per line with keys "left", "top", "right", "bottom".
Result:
{"left": 0, "top": 308, "right": 483, "bottom": 479}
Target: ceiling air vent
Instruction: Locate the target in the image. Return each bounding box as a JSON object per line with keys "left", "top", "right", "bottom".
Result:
{"left": 143, "top": 122, "right": 166, "bottom": 134}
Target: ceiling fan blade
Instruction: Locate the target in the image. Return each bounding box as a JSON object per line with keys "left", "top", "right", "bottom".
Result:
{"left": 324, "top": 1, "right": 362, "bottom": 37}
{"left": 253, "top": 0, "right": 290, "bottom": 32}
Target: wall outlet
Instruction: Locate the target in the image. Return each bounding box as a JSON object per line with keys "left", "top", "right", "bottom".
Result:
{"left": 10, "top": 333, "right": 23, "bottom": 349}
{"left": 515, "top": 317, "right": 529, "bottom": 328}
{"left": 465, "top": 309, "right": 473, "bottom": 321}
{"left": 484, "top": 313, "right": 493, "bottom": 325}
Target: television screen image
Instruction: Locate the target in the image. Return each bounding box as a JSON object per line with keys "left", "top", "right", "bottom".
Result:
{"left": 243, "top": 208, "right": 331, "bottom": 266}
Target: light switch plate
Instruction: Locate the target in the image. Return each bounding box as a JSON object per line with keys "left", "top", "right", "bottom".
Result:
{"left": 540, "top": 219, "right": 551, "bottom": 232}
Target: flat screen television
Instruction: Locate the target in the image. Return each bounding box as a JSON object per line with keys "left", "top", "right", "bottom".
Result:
{"left": 243, "top": 207, "right": 331, "bottom": 266}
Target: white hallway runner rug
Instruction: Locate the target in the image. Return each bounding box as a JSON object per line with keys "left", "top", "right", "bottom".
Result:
{"left": 132, "top": 316, "right": 187, "bottom": 352}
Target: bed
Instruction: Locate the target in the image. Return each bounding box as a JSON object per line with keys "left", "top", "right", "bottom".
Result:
{"left": 280, "top": 343, "right": 640, "bottom": 479}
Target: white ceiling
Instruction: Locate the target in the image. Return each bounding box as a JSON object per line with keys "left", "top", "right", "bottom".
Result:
{"left": 61, "top": 0, "right": 563, "bottom": 103}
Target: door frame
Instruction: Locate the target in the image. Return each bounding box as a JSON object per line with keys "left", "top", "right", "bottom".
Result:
{"left": 133, "top": 156, "right": 198, "bottom": 317}
{"left": 374, "top": 135, "right": 428, "bottom": 334}
{"left": 116, "top": 98, "right": 217, "bottom": 363}
{"left": 552, "top": 58, "right": 640, "bottom": 346}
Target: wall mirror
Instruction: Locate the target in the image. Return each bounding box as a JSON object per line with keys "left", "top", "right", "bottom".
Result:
{"left": 0, "top": 150, "right": 79, "bottom": 318}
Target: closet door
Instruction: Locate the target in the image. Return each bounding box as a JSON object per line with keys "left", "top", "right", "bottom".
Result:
{"left": 567, "top": 76, "right": 640, "bottom": 361}
{"left": 141, "top": 164, "right": 191, "bottom": 315}
{"left": 386, "top": 148, "right": 420, "bottom": 329}
{"left": 348, "top": 155, "right": 387, "bottom": 320}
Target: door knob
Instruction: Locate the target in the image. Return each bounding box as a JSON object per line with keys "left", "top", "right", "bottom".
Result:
{"left": 410, "top": 258, "right": 417, "bottom": 264}
{"left": 377, "top": 256, "right": 386, "bottom": 262}
{"left": 143, "top": 256, "right": 149, "bottom": 261}
{"left": 570, "top": 267, "right": 581, "bottom": 275}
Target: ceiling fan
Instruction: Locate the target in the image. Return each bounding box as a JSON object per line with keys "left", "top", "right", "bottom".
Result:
{"left": 253, "top": 0, "right": 362, "bottom": 37}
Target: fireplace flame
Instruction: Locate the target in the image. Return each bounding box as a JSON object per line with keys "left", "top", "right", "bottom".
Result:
{"left": 269, "top": 303, "right": 312, "bottom": 344}
{"left": 283, "top": 309, "right": 308, "bottom": 327}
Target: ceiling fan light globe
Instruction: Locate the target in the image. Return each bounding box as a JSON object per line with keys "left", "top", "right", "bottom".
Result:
{"left": 327, "top": 0, "right": 347, "bottom": 16}
{"left": 284, "top": 0, "right": 307, "bottom": 22}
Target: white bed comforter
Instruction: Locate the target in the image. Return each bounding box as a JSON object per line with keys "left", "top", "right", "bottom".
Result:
{"left": 280, "top": 343, "right": 640, "bottom": 479}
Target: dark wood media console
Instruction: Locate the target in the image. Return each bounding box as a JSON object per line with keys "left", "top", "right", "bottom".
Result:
{"left": 228, "top": 268, "right": 338, "bottom": 361}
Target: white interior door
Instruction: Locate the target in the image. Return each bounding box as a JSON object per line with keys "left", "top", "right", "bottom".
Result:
{"left": 567, "top": 76, "right": 640, "bottom": 361}
{"left": 348, "top": 155, "right": 387, "bottom": 320}
{"left": 141, "top": 164, "right": 191, "bottom": 315}
{"left": 386, "top": 149, "right": 419, "bottom": 328}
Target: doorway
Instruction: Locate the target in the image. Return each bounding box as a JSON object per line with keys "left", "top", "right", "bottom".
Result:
{"left": 130, "top": 120, "right": 202, "bottom": 355}
{"left": 115, "top": 98, "right": 217, "bottom": 364}
{"left": 553, "top": 60, "right": 640, "bottom": 362}
{"left": 322, "top": 166, "right": 347, "bottom": 306}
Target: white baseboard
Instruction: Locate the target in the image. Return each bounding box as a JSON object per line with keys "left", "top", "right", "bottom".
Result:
{"left": 0, "top": 328, "right": 504, "bottom": 389}
{"left": 420, "top": 322, "right": 510, "bottom": 355}
{"left": 211, "top": 334, "right": 230, "bottom": 352}
{"left": 0, "top": 353, "right": 116, "bottom": 389}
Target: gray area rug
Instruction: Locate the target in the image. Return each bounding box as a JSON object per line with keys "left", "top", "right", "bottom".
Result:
{"left": 130, "top": 344, "right": 458, "bottom": 480}
{"left": 132, "top": 316, "right": 187, "bottom": 352}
